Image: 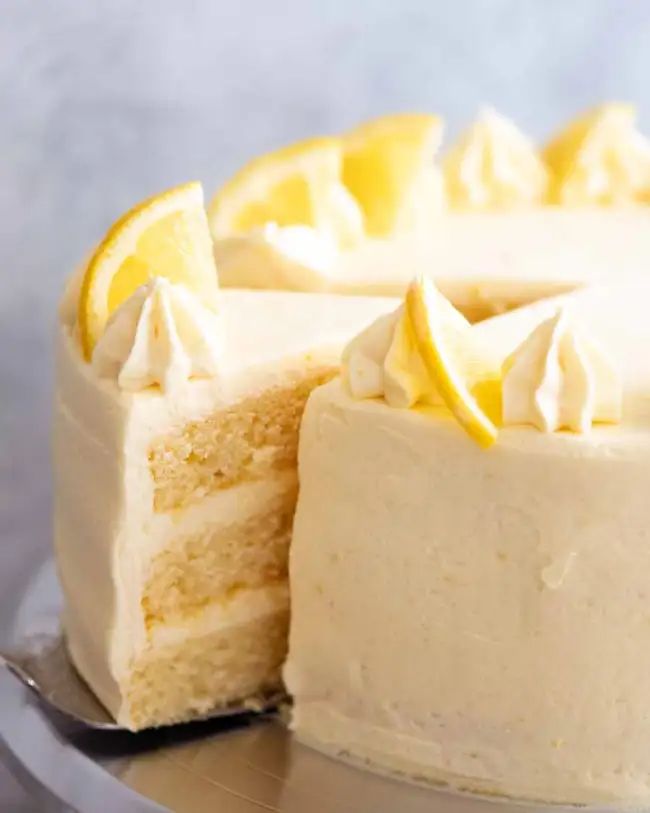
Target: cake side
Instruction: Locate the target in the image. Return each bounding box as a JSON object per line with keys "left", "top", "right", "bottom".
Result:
{"left": 285, "top": 283, "right": 650, "bottom": 804}
{"left": 54, "top": 318, "right": 297, "bottom": 726}
{"left": 286, "top": 379, "right": 650, "bottom": 804}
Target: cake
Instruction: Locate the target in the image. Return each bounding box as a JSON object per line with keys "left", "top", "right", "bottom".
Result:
{"left": 52, "top": 103, "right": 650, "bottom": 801}
{"left": 53, "top": 181, "right": 394, "bottom": 730}
{"left": 210, "top": 105, "right": 650, "bottom": 320}
{"left": 285, "top": 277, "right": 650, "bottom": 804}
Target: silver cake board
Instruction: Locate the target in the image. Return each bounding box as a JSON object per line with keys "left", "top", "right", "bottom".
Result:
{"left": 0, "top": 560, "right": 622, "bottom": 813}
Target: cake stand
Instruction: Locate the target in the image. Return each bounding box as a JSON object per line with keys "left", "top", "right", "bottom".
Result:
{"left": 1, "top": 560, "right": 593, "bottom": 813}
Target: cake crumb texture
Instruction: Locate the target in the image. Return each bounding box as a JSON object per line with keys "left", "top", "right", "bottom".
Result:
{"left": 149, "top": 369, "right": 333, "bottom": 511}
{"left": 125, "top": 608, "right": 288, "bottom": 729}
{"left": 142, "top": 486, "right": 297, "bottom": 626}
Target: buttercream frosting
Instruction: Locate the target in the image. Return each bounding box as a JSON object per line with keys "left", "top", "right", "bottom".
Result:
{"left": 260, "top": 223, "right": 339, "bottom": 271}
{"left": 502, "top": 308, "right": 621, "bottom": 432}
{"left": 443, "top": 108, "right": 548, "bottom": 209}
{"left": 391, "top": 163, "right": 446, "bottom": 233}
{"left": 286, "top": 285, "right": 650, "bottom": 805}
{"left": 545, "top": 104, "right": 650, "bottom": 205}
{"left": 213, "top": 107, "right": 650, "bottom": 310}
{"left": 343, "top": 304, "right": 443, "bottom": 409}
{"left": 92, "top": 277, "right": 222, "bottom": 393}
{"left": 216, "top": 208, "right": 650, "bottom": 323}
{"left": 342, "top": 284, "right": 499, "bottom": 414}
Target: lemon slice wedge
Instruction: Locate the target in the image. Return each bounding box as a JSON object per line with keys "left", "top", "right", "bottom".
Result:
{"left": 78, "top": 181, "right": 218, "bottom": 360}
{"left": 343, "top": 113, "right": 444, "bottom": 236}
{"left": 543, "top": 103, "right": 650, "bottom": 204}
{"left": 405, "top": 276, "right": 499, "bottom": 448}
{"left": 208, "top": 137, "right": 363, "bottom": 248}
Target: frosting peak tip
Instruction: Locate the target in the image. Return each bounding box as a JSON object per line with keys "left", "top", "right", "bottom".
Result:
{"left": 443, "top": 108, "right": 548, "bottom": 210}
{"left": 502, "top": 308, "right": 621, "bottom": 433}
{"left": 92, "top": 277, "right": 222, "bottom": 393}
{"left": 342, "top": 277, "right": 500, "bottom": 448}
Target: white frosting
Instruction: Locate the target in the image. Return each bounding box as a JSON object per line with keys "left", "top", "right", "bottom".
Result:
{"left": 261, "top": 223, "right": 339, "bottom": 272}
{"left": 54, "top": 288, "right": 396, "bottom": 727}
{"left": 342, "top": 288, "right": 499, "bottom": 412}
{"left": 548, "top": 105, "right": 650, "bottom": 205}
{"left": 214, "top": 225, "right": 342, "bottom": 293}
{"left": 319, "top": 183, "right": 366, "bottom": 248}
{"left": 342, "top": 306, "right": 436, "bottom": 409}
{"left": 216, "top": 208, "right": 650, "bottom": 320}
{"left": 286, "top": 286, "right": 650, "bottom": 805}
{"left": 392, "top": 164, "right": 446, "bottom": 232}
{"left": 92, "top": 278, "right": 222, "bottom": 393}
{"left": 502, "top": 309, "right": 621, "bottom": 433}
{"left": 443, "top": 108, "right": 547, "bottom": 209}
{"left": 341, "top": 310, "right": 396, "bottom": 400}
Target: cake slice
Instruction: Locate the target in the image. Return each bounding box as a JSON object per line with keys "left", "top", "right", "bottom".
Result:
{"left": 285, "top": 280, "right": 650, "bottom": 804}
{"left": 53, "top": 182, "right": 394, "bottom": 730}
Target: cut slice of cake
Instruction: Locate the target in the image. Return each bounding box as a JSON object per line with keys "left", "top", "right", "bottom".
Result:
{"left": 53, "top": 182, "right": 395, "bottom": 730}
{"left": 210, "top": 106, "right": 650, "bottom": 321}
{"left": 285, "top": 280, "right": 650, "bottom": 804}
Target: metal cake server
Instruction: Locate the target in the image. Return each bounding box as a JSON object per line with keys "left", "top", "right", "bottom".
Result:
{"left": 0, "top": 633, "right": 284, "bottom": 732}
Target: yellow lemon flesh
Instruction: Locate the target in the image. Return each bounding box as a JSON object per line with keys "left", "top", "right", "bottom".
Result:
{"left": 405, "top": 276, "right": 499, "bottom": 448}
{"left": 208, "top": 137, "right": 363, "bottom": 248}
{"left": 343, "top": 113, "right": 443, "bottom": 236}
{"left": 78, "top": 181, "right": 218, "bottom": 360}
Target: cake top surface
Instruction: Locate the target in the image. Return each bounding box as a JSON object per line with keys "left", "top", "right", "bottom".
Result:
{"left": 475, "top": 283, "right": 650, "bottom": 420}
{"left": 200, "top": 289, "right": 398, "bottom": 376}
{"left": 209, "top": 105, "right": 650, "bottom": 299}
{"left": 62, "top": 279, "right": 396, "bottom": 396}
{"left": 60, "top": 180, "right": 397, "bottom": 401}
{"left": 341, "top": 279, "right": 650, "bottom": 453}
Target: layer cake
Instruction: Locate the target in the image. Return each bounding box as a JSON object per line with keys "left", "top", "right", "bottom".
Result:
{"left": 285, "top": 283, "right": 650, "bottom": 804}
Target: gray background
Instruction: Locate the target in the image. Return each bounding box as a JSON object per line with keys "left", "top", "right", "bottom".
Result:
{"left": 3, "top": 1, "right": 650, "bottom": 808}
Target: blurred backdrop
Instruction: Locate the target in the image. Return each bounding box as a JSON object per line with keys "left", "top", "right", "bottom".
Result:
{"left": 3, "top": 1, "right": 650, "bottom": 806}
{"left": 5, "top": 0, "right": 650, "bottom": 613}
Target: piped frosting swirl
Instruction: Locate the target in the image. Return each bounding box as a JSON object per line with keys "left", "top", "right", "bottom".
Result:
{"left": 544, "top": 103, "right": 650, "bottom": 205}
{"left": 342, "top": 282, "right": 495, "bottom": 412}
{"left": 501, "top": 308, "right": 621, "bottom": 433}
{"left": 92, "top": 277, "right": 221, "bottom": 392}
{"left": 343, "top": 306, "right": 436, "bottom": 408}
{"left": 443, "top": 108, "right": 548, "bottom": 209}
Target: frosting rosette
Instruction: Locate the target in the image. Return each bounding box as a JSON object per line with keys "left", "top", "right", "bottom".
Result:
{"left": 544, "top": 103, "right": 650, "bottom": 205}
{"left": 92, "top": 277, "right": 222, "bottom": 392}
{"left": 501, "top": 308, "right": 621, "bottom": 433}
{"left": 342, "top": 277, "right": 501, "bottom": 447}
{"left": 443, "top": 108, "right": 548, "bottom": 209}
